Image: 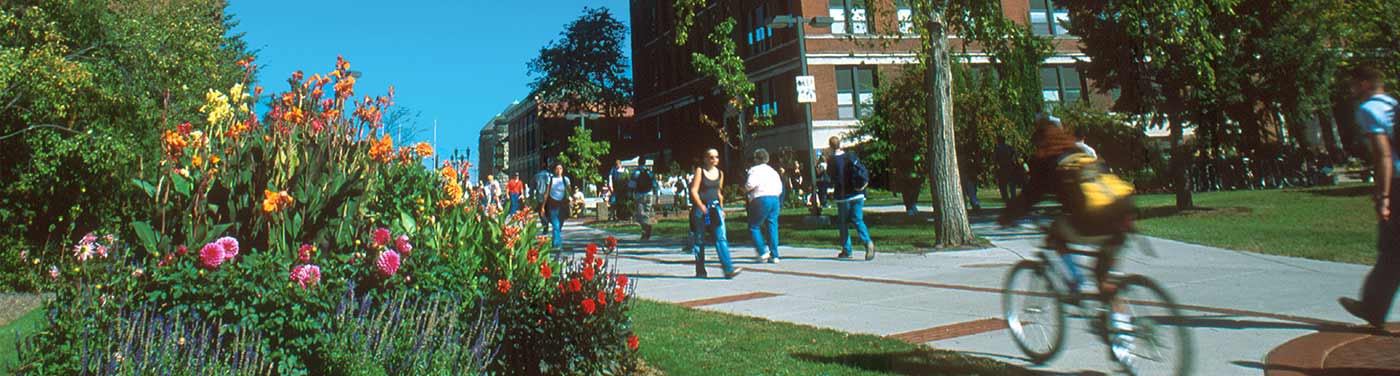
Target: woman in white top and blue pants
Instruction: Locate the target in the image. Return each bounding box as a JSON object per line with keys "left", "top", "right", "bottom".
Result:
{"left": 745, "top": 148, "right": 783, "bottom": 263}
{"left": 540, "top": 163, "right": 572, "bottom": 251}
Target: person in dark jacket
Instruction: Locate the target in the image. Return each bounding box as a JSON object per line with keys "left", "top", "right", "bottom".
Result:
{"left": 825, "top": 137, "right": 875, "bottom": 261}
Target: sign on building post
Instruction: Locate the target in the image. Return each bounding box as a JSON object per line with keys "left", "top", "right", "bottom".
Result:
{"left": 795, "top": 75, "right": 816, "bottom": 103}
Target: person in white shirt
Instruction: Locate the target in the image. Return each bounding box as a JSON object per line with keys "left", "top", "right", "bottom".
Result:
{"left": 1073, "top": 127, "right": 1098, "bottom": 160}
{"left": 539, "top": 163, "right": 573, "bottom": 252}
{"left": 484, "top": 175, "right": 501, "bottom": 208}
{"left": 745, "top": 148, "right": 784, "bottom": 263}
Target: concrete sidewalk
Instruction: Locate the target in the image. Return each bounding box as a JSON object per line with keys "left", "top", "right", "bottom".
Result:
{"left": 560, "top": 205, "right": 1394, "bottom": 375}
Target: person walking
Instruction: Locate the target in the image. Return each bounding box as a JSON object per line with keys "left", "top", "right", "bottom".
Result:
{"left": 484, "top": 174, "right": 502, "bottom": 209}
{"left": 1340, "top": 66, "right": 1399, "bottom": 329}
{"left": 1074, "top": 127, "right": 1098, "bottom": 160}
{"left": 506, "top": 173, "right": 525, "bottom": 215}
{"left": 539, "top": 163, "right": 573, "bottom": 252}
{"left": 826, "top": 137, "right": 875, "bottom": 260}
{"left": 745, "top": 148, "right": 783, "bottom": 263}
{"left": 995, "top": 136, "right": 1023, "bottom": 202}
{"left": 632, "top": 159, "right": 660, "bottom": 240}
{"left": 690, "top": 148, "right": 741, "bottom": 278}
{"left": 608, "top": 160, "right": 627, "bottom": 206}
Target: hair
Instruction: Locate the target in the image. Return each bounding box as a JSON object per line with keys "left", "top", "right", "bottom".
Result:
{"left": 1352, "top": 66, "right": 1385, "bottom": 84}
{"left": 1073, "top": 127, "right": 1089, "bottom": 139}
{"left": 552, "top": 162, "right": 563, "bottom": 170}
{"left": 753, "top": 148, "right": 770, "bottom": 164}
{"left": 828, "top": 136, "right": 842, "bottom": 150}
{"left": 1032, "top": 122, "right": 1079, "bottom": 159}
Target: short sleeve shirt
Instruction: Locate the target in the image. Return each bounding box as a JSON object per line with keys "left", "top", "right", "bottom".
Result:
{"left": 1357, "top": 94, "right": 1398, "bottom": 172}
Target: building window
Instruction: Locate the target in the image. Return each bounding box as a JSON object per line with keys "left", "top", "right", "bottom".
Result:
{"left": 1029, "top": 0, "right": 1070, "bottom": 36}
{"left": 895, "top": 0, "right": 914, "bottom": 34}
{"left": 829, "top": 0, "right": 869, "bottom": 35}
{"left": 753, "top": 79, "right": 779, "bottom": 120}
{"left": 836, "top": 66, "right": 877, "bottom": 119}
{"left": 1040, "top": 65, "right": 1084, "bottom": 105}
{"left": 747, "top": 4, "right": 773, "bottom": 54}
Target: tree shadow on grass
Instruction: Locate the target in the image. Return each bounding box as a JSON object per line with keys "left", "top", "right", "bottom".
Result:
{"left": 791, "top": 349, "right": 1039, "bottom": 376}
{"left": 1137, "top": 206, "right": 1251, "bottom": 220}
{"left": 1304, "top": 185, "right": 1372, "bottom": 197}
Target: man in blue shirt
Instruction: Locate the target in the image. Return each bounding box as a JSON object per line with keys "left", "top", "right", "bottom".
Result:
{"left": 1340, "top": 66, "right": 1399, "bottom": 329}
{"left": 826, "top": 136, "right": 875, "bottom": 261}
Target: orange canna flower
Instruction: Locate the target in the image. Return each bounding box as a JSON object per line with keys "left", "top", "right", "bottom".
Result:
{"left": 334, "top": 76, "right": 355, "bottom": 99}
{"left": 414, "top": 142, "right": 433, "bottom": 158}
{"left": 262, "top": 189, "right": 294, "bottom": 213}
{"left": 440, "top": 164, "right": 458, "bottom": 181}
{"left": 368, "top": 134, "right": 394, "bottom": 162}
{"left": 282, "top": 107, "right": 305, "bottom": 124}
{"left": 162, "top": 130, "right": 188, "bottom": 159}
{"left": 191, "top": 155, "right": 204, "bottom": 168}
{"left": 281, "top": 93, "right": 296, "bottom": 107}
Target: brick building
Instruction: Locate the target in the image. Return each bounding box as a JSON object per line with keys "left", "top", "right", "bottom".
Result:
{"left": 491, "top": 97, "right": 634, "bottom": 182}
{"left": 477, "top": 117, "right": 509, "bottom": 180}
{"left": 629, "top": 0, "right": 1105, "bottom": 174}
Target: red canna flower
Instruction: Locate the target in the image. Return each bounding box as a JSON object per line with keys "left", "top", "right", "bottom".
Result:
{"left": 547, "top": 304, "right": 555, "bottom": 315}
{"left": 569, "top": 278, "right": 582, "bottom": 293}
{"left": 582, "top": 265, "right": 595, "bottom": 281}
{"left": 177, "top": 244, "right": 189, "bottom": 256}
{"left": 540, "top": 263, "right": 553, "bottom": 279}
{"left": 617, "top": 274, "right": 629, "bottom": 289}
{"left": 580, "top": 299, "right": 596, "bottom": 315}
{"left": 497, "top": 279, "right": 511, "bottom": 294}
{"left": 526, "top": 248, "right": 539, "bottom": 264}
{"left": 597, "top": 291, "right": 608, "bottom": 307}
{"left": 614, "top": 287, "right": 625, "bottom": 303}
{"left": 586, "top": 243, "right": 598, "bottom": 258}
{"left": 605, "top": 235, "right": 618, "bottom": 251}
{"left": 627, "top": 334, "right": 639, "bottom": 350}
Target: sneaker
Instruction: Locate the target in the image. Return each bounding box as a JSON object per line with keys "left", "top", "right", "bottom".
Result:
{"left": 1339, "top": 297, "right": 1384, "bottom": 328}
{"left": 769, "top": 257, "right": 781, "bottom": 264}
{"left": 695, "top": 265, "right": 708, "bottom": 278}
{"left": 724, "top": 268, "right": 744, "bottom": 279}
{"left": 864, "top": 241, "right": 876, "bottom": 261}
{"left": 837, "top": 251, "right": 853, "bottom": 259}
{"left": 757, "top": 251, "right": 771, "bottom": 262}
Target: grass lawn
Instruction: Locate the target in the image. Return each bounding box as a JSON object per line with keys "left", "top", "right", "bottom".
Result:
{"left": 592, "top": 207, "right": 986, "bottom": 253}
{"left": 1, "top": 307, "right": 44, "bottom": 370}
{"left": 863, "top": 188, "right": 1008, "bottom": 208}
{"left": 1134, "top": 184, "right": 1375, "bottom": 264}
{"left": 631, "top": 299, "right": 1028, "bottom": 376}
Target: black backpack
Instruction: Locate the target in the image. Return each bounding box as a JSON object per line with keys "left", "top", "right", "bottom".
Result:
{"left": 633, "top": 169, "right": 654, "bottom": 193}
{"left": 845, "top": 153, "right": 870, "bottom": 192}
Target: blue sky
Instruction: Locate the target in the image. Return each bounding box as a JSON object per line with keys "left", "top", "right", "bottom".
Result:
{"left": 228, "top": 0, "right": 631, "bottom": 175}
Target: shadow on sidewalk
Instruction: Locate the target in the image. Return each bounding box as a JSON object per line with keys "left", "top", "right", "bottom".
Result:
{"left": 790, "top": 349, "right": 1050, "bottom": 376}
{"left": 1232, "top": 360, "right": 1400, "bottom": 376}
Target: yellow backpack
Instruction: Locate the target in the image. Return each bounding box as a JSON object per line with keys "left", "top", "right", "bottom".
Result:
{"left": 1056, "top": 153, "right": 1134, "bottom": 211}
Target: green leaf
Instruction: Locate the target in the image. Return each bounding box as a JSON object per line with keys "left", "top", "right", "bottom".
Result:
{"left": 132, "top": 178, "right": 157, "bottom": 198}
{"left": 131, "top": 221, "right": 160, "bottom": 254}
{"left": 203, "top": 222, "right": 234, "bottom": 244}
{"left": 399, "top": 211, "right": 417, "bottom": 234}
{"left": 172, "top": 172, "right": 192, "bottom": 196}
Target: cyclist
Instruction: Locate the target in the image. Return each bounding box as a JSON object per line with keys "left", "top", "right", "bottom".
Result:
{"left": 997, "top": 115, "right": 1136, "bottom": 304}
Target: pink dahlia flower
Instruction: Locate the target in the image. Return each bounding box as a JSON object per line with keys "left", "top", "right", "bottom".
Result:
{"left": 216, "top": 236, "right": 239, "bottom": 259}
{"left": 298, "top": 243, "right": 315, "bottom": 263}
{"left": 372, "top": 228, "right": 392, "bottom": 247}
{"left": 377, "top": 250, "right": 401, "bottom": 277}
{"left": 199, "top": 243, "right": 225, "bottom": 269}
{"left": 290, "top": 264, "right": 322, "bottom": 289}
{"left": 395, "top": 234, "right": 412, "bottom": 255}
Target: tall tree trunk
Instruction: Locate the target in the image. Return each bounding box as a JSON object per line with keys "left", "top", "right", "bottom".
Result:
{"left": 1316, "top": 109, "right": 1342, "bottom": 162}
{"left": 924, "top": 7, "right": 975, "bottom": 247}
{"left": 1168, "top": 115, "right": 1194, "bottom": 209}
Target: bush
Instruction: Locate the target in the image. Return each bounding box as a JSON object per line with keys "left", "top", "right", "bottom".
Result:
{"left": 14, "top": 57, "right": 638, "bottom": 375}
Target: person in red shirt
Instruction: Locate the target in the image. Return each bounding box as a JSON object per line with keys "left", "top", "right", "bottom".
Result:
{"left": 506, "top": 173, "right": 526, "bottom": 215}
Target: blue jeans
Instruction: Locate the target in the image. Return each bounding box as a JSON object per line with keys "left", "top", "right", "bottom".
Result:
{"left": 508, "top": 193, "right": 521, "bottom": 215}
{"left": 836, "top": 197, "right": 871, "bottom": 254}
{"left": 691, "top": 205, "right": 735, "bottom": 273}
{"left": 546, "top": 201, "right": 565, "bottom": 250}
{"left": 747, "top": 196, "right": 781, "bottom": 258}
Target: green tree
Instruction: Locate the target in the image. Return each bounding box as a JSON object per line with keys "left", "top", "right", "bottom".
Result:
{"left": 1058, "top": 0, "right": 1238, "bottom": 209}
{"left": 557, "top": 126, "right": 611, "bottom": 188}
{"left": 0, "top": 0, "right": 250, "bottom": 254}
{"left": 527, "top": 7, "right": 633, "bottom": 117}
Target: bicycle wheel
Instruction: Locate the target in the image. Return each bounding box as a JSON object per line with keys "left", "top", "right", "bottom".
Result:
{"left": 1108, "top": 275, "right": 1194, "bottom": 376}
{"left": 1001, "top": 260, "right": 1067, "bottom": 364}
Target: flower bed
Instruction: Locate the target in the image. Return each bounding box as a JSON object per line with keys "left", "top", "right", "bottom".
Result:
{"left": 11, "top": 57, "right": 638, "bottom": 375}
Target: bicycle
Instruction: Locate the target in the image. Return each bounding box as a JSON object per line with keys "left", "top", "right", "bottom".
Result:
{"left": 1001, "top": 223, "right": 1193, "bottom": 375}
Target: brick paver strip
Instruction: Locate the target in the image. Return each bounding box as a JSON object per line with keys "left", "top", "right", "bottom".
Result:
{"left": 1265, "top": 323, "right": 1400, "bottom": 376}
{"left": 887, "top": 318, "right": 1008, "bottom": 344}
{"left": 677, "top": 292, "right": 782, "bottom": 308}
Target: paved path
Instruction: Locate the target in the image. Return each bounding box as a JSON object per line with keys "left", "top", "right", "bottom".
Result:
{"left": 561, "top": 205, "right": 1396, "bottom": 375}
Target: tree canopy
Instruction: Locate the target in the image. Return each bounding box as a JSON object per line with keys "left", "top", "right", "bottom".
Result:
{"left": 527, "top": 7, "right": 633, "bottom": 117}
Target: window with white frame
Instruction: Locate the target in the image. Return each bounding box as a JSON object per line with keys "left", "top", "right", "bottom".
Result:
{"left": 836, "top": 66, "right": 877, "bottom": 119}
{"left": 895, "top": 0, "right": 914, "bottom": 34}
{"left": 1029, "top": 0, "right": 1070, "bottom": 36}
{"left": 1040, "top": 65, "right": 1084, "bottom": 105}
{"left": 829, "top": 0, "right": 869, "bottom": 35}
